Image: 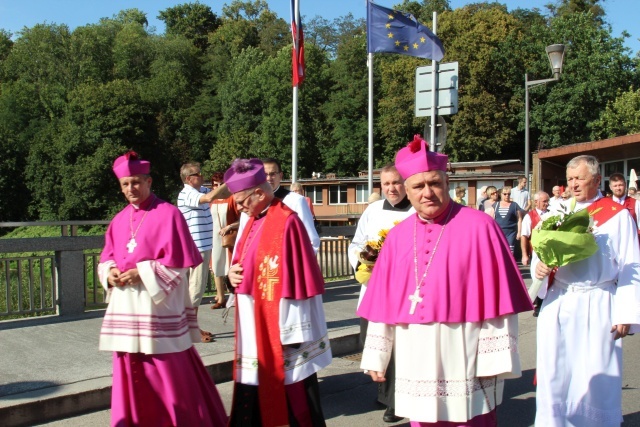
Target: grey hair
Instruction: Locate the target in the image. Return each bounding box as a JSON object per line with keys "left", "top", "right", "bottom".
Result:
{"left": 567, "top": 155, "right": 599, "bottom": 176}
{"left": 533, "top": 191, "right": 549, "bottom": 201}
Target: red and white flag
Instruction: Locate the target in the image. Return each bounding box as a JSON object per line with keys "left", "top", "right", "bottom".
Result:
{"left": 291, "top": 0, "right": 305, "bottom": 86}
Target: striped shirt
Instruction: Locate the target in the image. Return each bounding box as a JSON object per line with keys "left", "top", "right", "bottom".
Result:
{"left": 177, "top": 185, "right": 213, "bottom": 251}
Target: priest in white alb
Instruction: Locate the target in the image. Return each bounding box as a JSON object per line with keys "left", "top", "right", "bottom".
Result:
{"left": 358, "top": 135, "right": 533, "bottom": 426}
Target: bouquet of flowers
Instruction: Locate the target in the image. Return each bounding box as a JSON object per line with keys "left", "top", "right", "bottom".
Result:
{"left": 354, "top": 228, "right": 390, "bottom": 284}
{"left": 528, "top": 198, "right": 599, "bottom": 300}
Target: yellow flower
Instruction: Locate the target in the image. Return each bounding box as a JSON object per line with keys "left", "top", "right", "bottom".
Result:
{"left": 378, "top": 228, "right": 389, "bottom": 240}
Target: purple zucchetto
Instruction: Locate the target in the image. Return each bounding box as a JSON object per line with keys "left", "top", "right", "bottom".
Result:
{"left": 112, "top": 151, "right": 150, "bottom": 179}
{"left": 395, "top": 135, "right": 448, "bottom": 180}
{"left": 224, "top": 158, "right": 267, "bottom": 193}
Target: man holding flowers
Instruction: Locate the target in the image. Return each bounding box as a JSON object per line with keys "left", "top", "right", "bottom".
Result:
{"left": 532, "top": 155, "right": 640, "bottom": 427}
{"left": 348, "top": 163, "right": 414, "bottom": 422}
{"left": 358, "top": 135, "right": 532, "bottom": 426}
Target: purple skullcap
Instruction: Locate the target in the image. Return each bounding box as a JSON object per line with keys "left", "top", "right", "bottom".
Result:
{"left": 395, "top": 135, "right": 448, "bottom": 180}
{"left": 112, "top": 151, "right": 150, "bottom": 179}
{"left": 224, "top": 158, "right": 267, "bottom": 193}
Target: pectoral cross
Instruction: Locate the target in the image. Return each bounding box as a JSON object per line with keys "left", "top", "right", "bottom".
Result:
{"left": 408, "top": 288, "right": 423, "bottom": 315}
{"left": 126, "top": 238, "right": 137, "bottom": 253}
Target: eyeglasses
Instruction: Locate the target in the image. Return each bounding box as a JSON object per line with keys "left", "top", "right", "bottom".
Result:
{"left": 236, "top": 189, "right": 257, "bottom": 207}
{"left": 265, "top": 172, "right": 281, "bottom": 178}
{"left": 188, "top": 172, "right": 202, "bottom": 177}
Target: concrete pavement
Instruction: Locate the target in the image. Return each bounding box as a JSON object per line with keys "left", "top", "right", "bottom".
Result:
{"left": 2, "top": 270, "right": 640, "bottom": 426}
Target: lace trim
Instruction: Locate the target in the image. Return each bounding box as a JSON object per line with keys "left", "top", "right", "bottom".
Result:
{"left": 478, "top": 333, "right": 517, "bottom": 354}
{"left": 551, "top": 401, "right": 622, "bottom": 424}
{"left": 396, "top": 377, "right": 503, "bottom": 398}
{"left": 364, "top": 333, "right": 393, "bottom": 353}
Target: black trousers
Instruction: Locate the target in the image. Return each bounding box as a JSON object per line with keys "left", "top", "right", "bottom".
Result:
{"left": 360, "top": 317, "right": 396, "bottom": 408}
{"left": 229, "top": 373, "right": 326, "bottom": 427}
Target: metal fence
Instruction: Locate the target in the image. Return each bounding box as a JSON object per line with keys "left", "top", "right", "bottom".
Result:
{"left": 0, "top": 224, "right": 355, "bottom": 321}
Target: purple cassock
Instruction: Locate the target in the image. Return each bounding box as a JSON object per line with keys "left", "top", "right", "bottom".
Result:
{"left": 99, "top": 194, "right": 227, "bottom": 427}
{"left": 358, "top": 201, "right": 532, "bottom": 325}
{"left": 100, "top": 195, "right": 202, "bottom": 270}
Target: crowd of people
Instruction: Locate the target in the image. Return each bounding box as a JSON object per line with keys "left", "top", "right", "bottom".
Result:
{"left": 96, "top": 143, "right": 639, "bottom": 426}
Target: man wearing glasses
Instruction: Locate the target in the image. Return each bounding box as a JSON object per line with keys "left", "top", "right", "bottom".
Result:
{"left": 177, "top": 162, "right": 230, "bottom": 342}
{"left": 225, "top": 159, "right": 331, "bottom": 426}
{"left": 235, "top": 158, "right": 319, "bottom": 254}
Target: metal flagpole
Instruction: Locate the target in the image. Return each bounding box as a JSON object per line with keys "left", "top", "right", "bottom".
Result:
{"left": 291, "top": 0, "right": 300, "bottom": 182}
{"left": 429, "top": 12, "right": 438, "bottom": 152}
{"left": 368, "top": 52, "right": 374, "bottom": 195}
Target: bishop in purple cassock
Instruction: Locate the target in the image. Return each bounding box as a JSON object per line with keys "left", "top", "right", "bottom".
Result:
{"left": 99, "top": 152, "right": 227, "bottom": 427}
{"left": 358, "top": 136, "right": 533, "bottom": 426}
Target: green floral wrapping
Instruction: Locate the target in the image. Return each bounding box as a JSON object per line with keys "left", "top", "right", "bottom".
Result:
{"left": 527, "top": 206, "right": 598, "bottom": 301}
{"left": 530, "top": 230, "right": 598, "bottom": 268}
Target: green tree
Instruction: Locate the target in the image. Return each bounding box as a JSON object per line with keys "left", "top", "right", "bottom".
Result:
{"left": 591, "top": 87, "right": 640, "bottom": 139}
{"left": 158, "top": 3, "right": 219, "bottom": 50}
{"left": 531, "top": 12, "right": 636, "bottom": 149}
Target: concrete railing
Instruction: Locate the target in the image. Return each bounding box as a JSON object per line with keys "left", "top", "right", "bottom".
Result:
{"left": 0, "top": 223, "right": 356, "bottom": 321}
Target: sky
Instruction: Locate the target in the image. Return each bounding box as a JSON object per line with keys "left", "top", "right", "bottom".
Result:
{"left": 0, "top": 0, "right": 638, "bottom": 55}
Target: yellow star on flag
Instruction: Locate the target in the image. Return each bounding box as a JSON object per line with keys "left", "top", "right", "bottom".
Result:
{"left": 386, "top": 23, "right": 391, "bottom": 29}
{"left": 388, "top": 14, "right": 394, "bottom": 19}
{"left": 388, "top": 32, "right": 394, "bottom": 38}
{"left": 420, "top": 37, "right": 426, "bottom": 43}
{"left": 413, "top": 43, "right": 419, "bottom": 49}
{"left": 395, "top": 40, "right": 401, "bottom": 46}
{"left": 403, "top": 45, "right": 409, "bottom": 51}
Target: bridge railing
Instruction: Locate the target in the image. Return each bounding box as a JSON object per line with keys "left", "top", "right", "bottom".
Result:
{"left": 0, "top": 222, "right": 356, "bottom": 321}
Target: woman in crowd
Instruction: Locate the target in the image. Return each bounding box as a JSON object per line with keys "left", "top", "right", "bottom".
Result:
{"left": 453, "top": 185, "right": 467, "bottom": 205}
{"left": 209, "top": 173, "right": 239, "bottom": 309}
{"left": 483, "top": 186, "right": 498, "bottom": 216}
{"left": 491, "top": 186, "right": 524, "bottom": 254}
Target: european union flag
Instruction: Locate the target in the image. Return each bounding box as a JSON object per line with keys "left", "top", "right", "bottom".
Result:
{"left": 367, "top": 1, "right": 445, "bottom": 61}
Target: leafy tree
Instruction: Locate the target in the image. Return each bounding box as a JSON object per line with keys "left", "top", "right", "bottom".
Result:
{"left": 112, "top": 9, "right": 149, "bottom": 27}
{"left": 319, "top": 23, "right": 370, "bottom": 174}
{"left": 591, "top": 87, "right": 640, "bottom": 139}
{"left": 158, "top": 3, "right": 219, "bottom": 50}
{"left": 531, "top": 12, "right": 636, "bottom": 149}
{"left": 545, "top": 0, "right": 605, "bottom": 25}
{"left": 0, "top": 29, "right": 12, "bottom": 63}
{"left": 112, "top": 22, "right": 152, "bottom": 80}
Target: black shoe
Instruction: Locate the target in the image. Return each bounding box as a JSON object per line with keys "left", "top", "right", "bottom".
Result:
{"left": 383, "top": 406, "right": 403, "bottom": 423}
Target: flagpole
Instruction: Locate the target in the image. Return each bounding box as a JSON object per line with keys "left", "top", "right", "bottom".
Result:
{"left": 368, "top": 52, "right": 374, "bottom": 195}
{"left": 291, "top": 0, "right": 300, "bottom": 183}
{"left": 430, "top": 12, "right": 438, "bottom": 152}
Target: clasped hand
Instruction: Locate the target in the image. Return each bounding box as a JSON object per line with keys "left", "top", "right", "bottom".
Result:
{"left": 108, "top": 267, "right": 140, "bottom": 287}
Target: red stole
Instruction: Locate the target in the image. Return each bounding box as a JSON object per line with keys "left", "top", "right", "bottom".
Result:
{"left": 589, "top": 196, "right": 624, "bottom": 226}
{"left": 528, "top": 209, "right": 542, "bottom": 230}
{"left": 237, "top": 199, "right": 293, "bottom": 427}
{"left": 621, "top": 197, "right": 639, "bottom": 236}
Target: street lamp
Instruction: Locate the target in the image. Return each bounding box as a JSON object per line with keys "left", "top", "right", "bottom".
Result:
{"left": 524, "top": 44, "right": 566, "bottom": 188}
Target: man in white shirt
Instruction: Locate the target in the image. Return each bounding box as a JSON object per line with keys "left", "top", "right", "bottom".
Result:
{"left": 520, "top": 191, "right": 550, "bottom": 267}
{"left": 177, "top": 162, "right": 230, "bottom": 342}
{"left": 548, "top": 185, "right": 563, "bottom": 211}
{"left": 235, "top": 158, "right": 320, "bottom": 254}
{"left": 511, "top": 175, "right": 531, "bottom": 211}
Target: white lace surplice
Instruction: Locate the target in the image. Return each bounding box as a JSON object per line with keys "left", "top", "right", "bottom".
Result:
{"left": 360, "top": 314, "right": 520, "bottom": 423}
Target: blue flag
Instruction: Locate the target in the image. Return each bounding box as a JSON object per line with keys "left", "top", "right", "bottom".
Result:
{"left": 367, "top": 1, "right": 444, "bottom": 61}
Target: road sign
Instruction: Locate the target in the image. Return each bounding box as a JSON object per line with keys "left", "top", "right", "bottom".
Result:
{"left": 415, "top": 62, "right": 459, "bottom": 117}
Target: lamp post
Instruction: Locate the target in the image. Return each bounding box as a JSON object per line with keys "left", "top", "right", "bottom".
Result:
{"left": 525, "top": 44, "right": 565, "bottom": 187}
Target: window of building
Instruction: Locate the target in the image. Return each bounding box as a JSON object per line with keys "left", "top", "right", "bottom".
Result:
{"left": 305, "top": 186, "right": 323, "bottom": 204}
{"left": 603, "top": 161, "right": 625, "bottom": 178}
{"left": 355, "top": 184, "right": 368, "bottom": 204}
{"left": 329, "top": 185, "right": 347, "bottom": 205}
